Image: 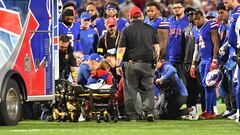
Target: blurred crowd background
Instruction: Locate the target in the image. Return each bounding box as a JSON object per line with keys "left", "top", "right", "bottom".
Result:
{"left": 61, "top": 0, "right": 223, "bottom": 18}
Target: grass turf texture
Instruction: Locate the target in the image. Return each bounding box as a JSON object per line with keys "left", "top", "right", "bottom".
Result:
{"left": 0, "top": 104, "right": 240, "bottom": 135}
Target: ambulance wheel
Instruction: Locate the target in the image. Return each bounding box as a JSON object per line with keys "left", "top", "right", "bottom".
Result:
{"left": 0, "top": 79, "right": 22, "bottom": 126}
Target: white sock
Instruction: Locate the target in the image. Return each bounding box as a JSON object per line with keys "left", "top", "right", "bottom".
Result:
{"left": 214, "top": 106, "right": 218, "bottom": 115}
{"left": 237, "top": 109, "right": 239, "bottom": 117}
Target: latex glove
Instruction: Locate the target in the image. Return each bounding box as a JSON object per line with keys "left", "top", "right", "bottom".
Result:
{"left": 190, "top": 65, "right": 196, "bottom": 78}
{"left": 210, "top": 59, "right": 218, "bottom": 71}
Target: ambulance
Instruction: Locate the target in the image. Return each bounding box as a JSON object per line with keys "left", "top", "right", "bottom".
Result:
{"left": 0, "top": 0, "right": 60, "bottom": 126}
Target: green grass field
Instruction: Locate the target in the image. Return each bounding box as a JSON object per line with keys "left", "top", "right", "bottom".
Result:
{"left": 0, "top": 104, "right": 240, "bottom": 135}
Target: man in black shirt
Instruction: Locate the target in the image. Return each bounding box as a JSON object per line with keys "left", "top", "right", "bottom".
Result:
{"left": 97, "top": 17, "right": 120, "bottom": 56}
{"left": 59, "top": 34, "right": 78, "bottom": 85}
{"left": 116, "top": 7, "right": 159, "bottom": 121}
{"left": 182, "top": 8, "right": 201, "bottom": 118}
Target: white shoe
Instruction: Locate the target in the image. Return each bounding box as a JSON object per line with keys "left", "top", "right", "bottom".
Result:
{"left": 181, "top": 114, "right": 199, "bottom": 120}
{"left": 188, "top": 106, "right": 198, "bottom": 120}
{"left": 189, "top": 114, "right": 199, "bottom": 120}
{"left": 228, "top": 113, "right": 238, "bottom": 120}
{"left": 181, "top": 115, "right": 188, "bottom": 120}
{"left": 235, "top": 117, "right": 239, "bottom": 124}
{"left": 78, "top": 114, "right": 85, "bottom": 122}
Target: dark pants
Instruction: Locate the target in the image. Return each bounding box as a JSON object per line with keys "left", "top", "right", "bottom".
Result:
{"left": 222, "top": 70, "right": 236, "bottom": 111}
{"left": 184, "top": 63, "right": 200, "bottom": 108}
{"left": 171, "top": 62, "right": 187, "bottom": 86}
{"left": 160, "top": 93, "right": 188, "bottom": 119}
{"left": 123, "top": 61, "right": 155, "bottom": 120}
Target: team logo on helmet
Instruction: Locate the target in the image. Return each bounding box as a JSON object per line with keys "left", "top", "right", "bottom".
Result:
{"left": 205, "top": 69, "right": 223, "bottom": 88}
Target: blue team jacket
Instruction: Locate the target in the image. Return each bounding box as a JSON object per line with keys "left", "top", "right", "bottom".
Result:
{"left": 155, "top": 62, "right": 188, "bottom": 96}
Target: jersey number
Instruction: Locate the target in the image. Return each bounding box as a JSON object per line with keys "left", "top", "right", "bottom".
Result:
{"left": 199, "top": 35, "right": 206, "bottom": 48}
{"left": 67, "top": 34, "right": 74, "bottom": 47}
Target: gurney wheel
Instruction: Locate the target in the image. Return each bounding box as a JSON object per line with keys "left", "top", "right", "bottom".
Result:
{"left": 104, "top": 113, "right": 111, "bottom": 122}
{"left": 97, "top": 114, "right": 101, "bottom": 123}
{"left": 113, "top": 109, "right": 118, "bottom": 123}
{"left": 113, "top": 116, "right": 118, "bottom": 123}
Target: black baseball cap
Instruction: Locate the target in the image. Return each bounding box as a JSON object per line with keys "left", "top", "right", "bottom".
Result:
{"left": 185, "top": 7, "right": 196, "bottom": 16}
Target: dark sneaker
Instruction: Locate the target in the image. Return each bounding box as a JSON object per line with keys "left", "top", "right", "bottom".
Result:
{"left": 147, "top": 114, "right": 154, "bottom": 122}
{"left": 221, "top": 110, "right": 230, "bottom": 118}
{"left": 223, "top": 110, "right": 237, "bottom": 118}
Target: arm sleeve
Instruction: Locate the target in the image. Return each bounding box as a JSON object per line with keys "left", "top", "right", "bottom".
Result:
{"left": 76, "top": 41, "right": 83, "bottom": 51}
{"left": 82, "top": 65, "right": 91, "bottom": 80}
{"left": 210, "top": 21, "right": 220, "bottom": 30}
{"left": 160, "top": 65, "right": 177, "bottom": 81}
{"left": 181, "top": 27, "right": 187, "bottom": 61}
{"left": 93, "top": 32, "right": 99, "bottom": 53}
{"left": 158, "top": 19, "right": 170, "bottom": 30}
{"left": 153, "top": 71, "right": 160, "bottom": 85}
{"left": 192, "top": 43, "right": 199, "bottom": 62}
{"left": 69, "top": 47, "right": 77, "bottom": 67}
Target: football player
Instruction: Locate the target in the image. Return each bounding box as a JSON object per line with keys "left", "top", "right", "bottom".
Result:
{"left": 94, "top": 1, "right": 128, "bottom": 36}
{"left": 59, "top": 9, "right": 81, "bottom": 51}
{"left": 190, "top": 10, "right": 220, "bottom": 119}
{"left": 143, "top": 1, "right": 169, "bottom": 60}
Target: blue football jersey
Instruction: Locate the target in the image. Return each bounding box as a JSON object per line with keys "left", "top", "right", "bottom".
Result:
{"left": 79, "top": 28, "right": 98, "bottom": 55}
{"left": 219, "top": 21, "right": 229, "bottom": 46}
{"left": 144, "top": 16, "right": 170, "bottom": 31}
{"left": 59, "top": 22, "right": 81, "bottom": 51}
{"left": 228, "top": 6, "right": 240, "bottom": 49}
{"left": 167, "top": 15, "right": 189, "bottom": 62}
{"left": 192, "top": 20, "right": 220, "bottom": 59}
{"left": 237, "top": 15, "right": 240, "bottom": 46}
{"left": 95, "top": 18, "right": 128, "bottom": 36}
